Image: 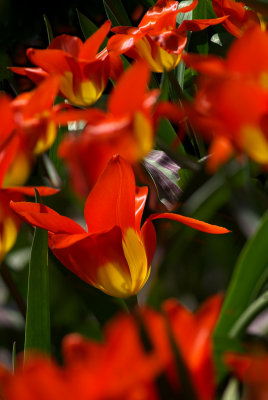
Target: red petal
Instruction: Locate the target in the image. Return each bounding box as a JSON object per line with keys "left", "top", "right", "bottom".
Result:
{"left": 0, "top": 95, "right": 15, "bottom": 150}
{"left": 49, "top": 34, "right": 83, "bottom": 57}
{"left": 3, "top": 186, "right": 59, "bottom": 196}
{"left": 9, "top": 67, "right": 48, "bottom": 84}
{"left": 0, "top": 136, "right": 20, "bottom": 187}
{"left": 10, "top": 201, "right": 85, "bottom": 234}
{"left": 84, "top": 155, "right": 136, "bottom": 234}
{"left": 227, "top": 26, "right": 268, "bottom": 76}
{"left": 177, "top": 16, "right": 228, "bottom": 34}
{"left": 141, "top": 219, "right": 156, "bottom": 267}
{"left": 79, "top": 20, "right": 111, "bottom": 60}
{"left": 135, "top": 186, "right": 148, "bottom": 231}
{"left": 108, "top": 61, "right": 150, "bottom": 116}
{"left": 147, "top": 213, "right": 230, "bottom": 234}
{"left": 27, "top": 48, "right": 71, "bottom": 75}
{"left": 20, "top": 76, "right": 60, "bottom": 119}
{"left": 49, "top": 226, "right": 130, "bottom": 290}
{"left": 107, "top": 34, "right": 138, "bottom": 56}
{"left": 212, "top": 0, "right": 259, "bottom": 38}
{"left": 139, "top": 0, "right": 179, "bottom": 32}
{"left": 177, "top": 0, "right": 198, "bottom": 13}
{"left": 182, "top": 53, "right": 226, "bottom": 76}
{"left": 150, "top": 30, "right": 187, "bottom": 54}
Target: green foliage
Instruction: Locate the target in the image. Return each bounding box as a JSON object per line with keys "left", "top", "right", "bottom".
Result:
{"left": 24, "top": 191, "right": 50, "bottom": 356}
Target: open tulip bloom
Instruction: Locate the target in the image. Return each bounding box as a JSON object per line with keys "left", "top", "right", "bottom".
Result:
{"left": 108, "top": 0, "right": 227, "bottom": 73}
{"left": 11, "top": 156, "right": 229, "bottom": 298}
{"left": 10, "top": 21, "right": 122, "bottom": 107}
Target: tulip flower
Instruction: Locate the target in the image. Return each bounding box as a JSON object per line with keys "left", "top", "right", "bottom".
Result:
{"left": 0, "top": 76, "right": 61, "bottom": 188}
{"left": 212, "top": 0, "right": 259, "bottom": 37}
{"left": 182, "top": 27, "right": 268, "bottom": 171}
{"left": 57, "top": 61, "right": 159, "bottom": 198}
{"left": 0, "top": 317, "right": 160, "bottom": 400}
{"left": 11, "top": 156, "right": 229, "bottom": 298}
{"left": 10, "top": 21, "right": 122, "bottom": 106}
{"left": 107, "top": 0, "right": 227, "bottom": 73}
{"left": 141, "top": 294, "right": 222, "bottom": 400}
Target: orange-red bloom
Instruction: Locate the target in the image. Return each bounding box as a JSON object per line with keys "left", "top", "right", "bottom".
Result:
{"left": 212, "top": 0, "right": 259, "bottom": 37}
{"left": 0, "top": 295, "right": 222, "bottom": 400}
{"left": 108, "top": 0, "right": 227, "bottom": 73}
{"left": 0, "top": 76, "right": 61, "bottom": 187}
{"left": 182, "top": 26, "right": 268, "bottom": 171}
{"left": 10, "top": 156, "right": 229, "bottom": 298}
{"left": 11, "top": 21, "right": 122, "bottom": 106}
{"left": 57, "top": 61, "right": 159, "bottom": 197}
{"left": 141, "top": 294, "right": 222, "bottom": 400}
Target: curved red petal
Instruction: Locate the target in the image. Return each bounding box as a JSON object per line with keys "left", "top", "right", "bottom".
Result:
{"left": 107, "top": 34, "right": 138, "bottom": 56}
{"left": 139, "top": 0, "right": 179, "bottom": 32}
{"left": 27, "top": 48, "right": 71, "bottom": 75}
{"left": 49, "top": 34, "right": 83, "bottom": 57}
{"left": 177, "top": 16, "right": 228, "bottom": 34}
{"left": 10, "top": 201, "right": 85, "bottom": 234}
{"left": 49, "top": 226, "right": 130, "bottom": 294}
{"left": 3, "top": 186, "right": 59, "bottom": 196}
{"left": 135, "top": 186, "right": 148, "bottom": 231}
{"left": 9, "top": 67, "right": 48, "bottom": 84}
{"left": 84, "top": 155, "right": 136, "bottom": 234}
{"left": 147, "top": 213, "right": 230, "bottom": 234}
{"left": 20, "top": 76, "right": 60, "bottom": 119}
{"left": 182, "top": 53, "right": 226, "bottom": 76}
{"left": 108, "top": 61, "right": 150, "bottom": 116}
{"left": 79, "top": 20, "right": 111, "bottom": 60}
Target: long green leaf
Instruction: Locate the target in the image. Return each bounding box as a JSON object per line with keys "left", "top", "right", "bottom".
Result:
{"left": 103, "top": 0, "right": 131, "bottom": 26}
{"left": 24, "top": 190, "right": 50, "bottom": 356}
{"left": 76, "top": 9, "right": 98, "bottom": 39}
{"left": 43, "top": 14, "right": 54, "bottom": 44}
{"left": 214, "top": 210, "right": 268, "bottom": 377}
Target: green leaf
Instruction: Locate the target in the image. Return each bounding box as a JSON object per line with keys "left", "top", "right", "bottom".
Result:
{"left": 192, "top": 0, "right": 208, "bottom": 54}
{"left": 43, "top": 14, "right": 53, "bottom": 44}
{"left": 214, "top": 210, "right": 268, "bottom": 377}
{"left": 103, "top": 0, "right": 132, "bottom": 26}
{"left": 230, "top": 290, "right": 268, "bottom": 339}
{"left": 76, "top": 9, "right": 98, "bottom": 39}
{"left": 24, "top": 190, "right": 50, "bottom": 356}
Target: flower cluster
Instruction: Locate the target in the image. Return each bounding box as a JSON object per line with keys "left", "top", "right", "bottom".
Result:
{"left": 0, "top": 0, "right": 267, "bottom": 398}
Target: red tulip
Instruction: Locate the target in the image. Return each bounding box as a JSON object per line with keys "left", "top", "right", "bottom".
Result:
{"left": 108, "top": 0, "right": 227, "bottom": 72}
{"left": 10, "top": 21, "right": 122, "bottom": 106}
{"left": 11, "top": 156, "right": 229, "bottom": 298}
{"left": 212, "top": 0, "right": 259, "bottom": 38}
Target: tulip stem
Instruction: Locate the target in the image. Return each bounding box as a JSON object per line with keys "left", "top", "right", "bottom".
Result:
{"left": 125, "top": 295, "right": 138, "bottom": 312}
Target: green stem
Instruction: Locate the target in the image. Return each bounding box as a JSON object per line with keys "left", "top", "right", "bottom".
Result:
{"left": 125, "top": 295, "right": 139, "bottom": 312}
{"left": 230, "top": 290, "right": 268, "bottom": 339}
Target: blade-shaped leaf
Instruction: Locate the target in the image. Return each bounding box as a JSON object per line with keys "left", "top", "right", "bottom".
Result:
{"left": 103, "top": 0, "right": 131, "bottom": 26}
{"left": 76, "top": 9, "right": 99, "bottom": 39}
{"left": 214, "top": 210, "right": 268, "bottom": 377}
{"left": 24, "top": 190, "right": 50, "bottom": 356}
{"left": 43, "top": 14, "right": 54, "bottom": 44}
